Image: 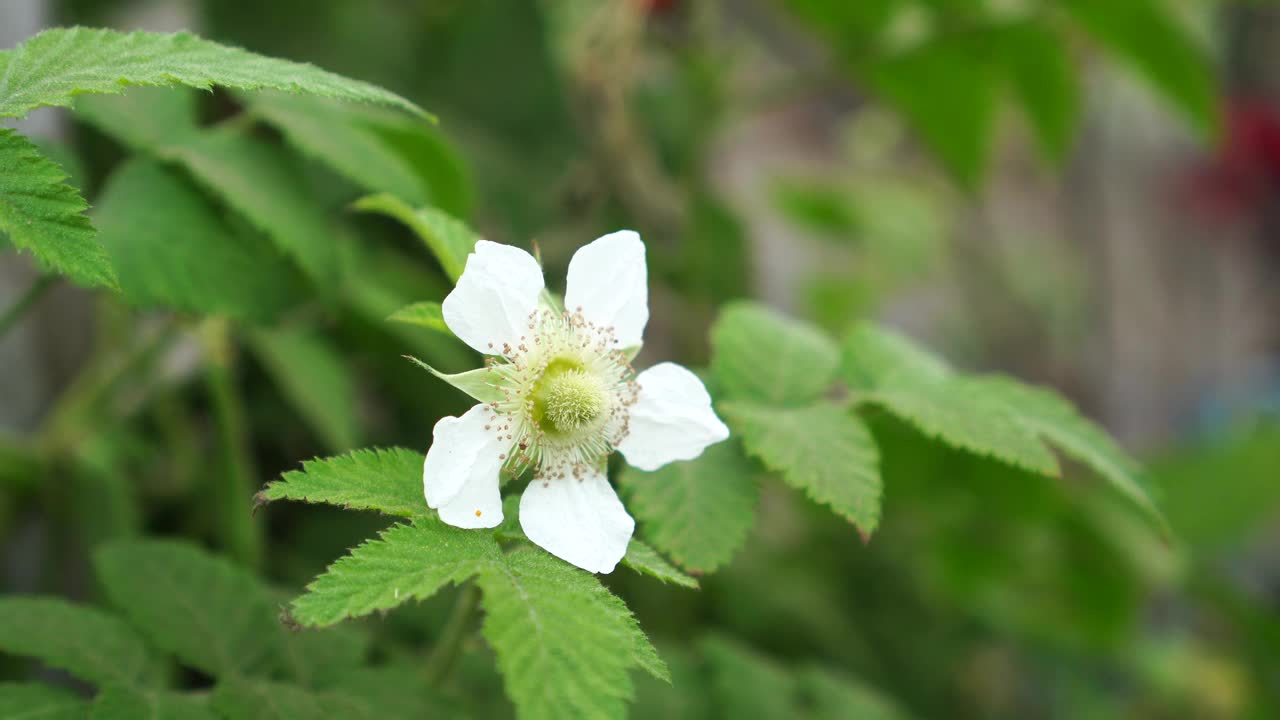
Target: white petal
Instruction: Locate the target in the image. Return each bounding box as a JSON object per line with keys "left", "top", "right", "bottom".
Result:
{"left": 519, "top": 469, "right": 634, "bottom": 574}
{"left": 423, "top": 404, "right": 507, "bottom": 530}
{"left": 442, "top": 240, "right": 545, "bottom": 355}
{"left": 617, "top": 362, "right": 730, "bottom": 472}
{"left": 563, "top": 230, "right": 648, "bottom": 348}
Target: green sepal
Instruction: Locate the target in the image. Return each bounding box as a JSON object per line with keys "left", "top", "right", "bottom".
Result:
{"left": 406, "top": 356, "right": 507, "bottom": 405}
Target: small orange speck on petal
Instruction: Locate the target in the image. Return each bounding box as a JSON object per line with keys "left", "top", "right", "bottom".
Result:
{"left": 475, "top": 510, "right": 482, "bottom": 517}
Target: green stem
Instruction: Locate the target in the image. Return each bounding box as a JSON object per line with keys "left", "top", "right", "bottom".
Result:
{"left": 0, "top": 275, "right": 55, "bottom": 341}
{"left": 201, "top": 318, "right": 263, "bottom": 570}
{"left": 424, "top": 582, "right": 480, "bottom": 688}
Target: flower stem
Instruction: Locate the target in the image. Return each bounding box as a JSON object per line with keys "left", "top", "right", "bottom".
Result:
{"left": 0, "top": 275, "right": 55, "bottom": 342}
{"left": 424, "top": 582, "right": 480, "bottom": 688}
{"left": 200, "top": 318, "right": 263, "bottom": 570}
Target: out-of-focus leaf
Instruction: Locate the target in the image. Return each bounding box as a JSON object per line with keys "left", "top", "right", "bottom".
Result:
{"left": 90, "top": 686, "right": 218, "bottom": 720}
{"left": 93, "top": 540, "right": 286, "bottom": 677}
{"left": 800, "top": 666, "right": 911, "bottom": 720}
{"left": 711, "top": 301, "right": 839, "bottom": 407}
{"left": 0, "top": 597, "right": 156, "bottom": 688}
{"left": 75, "top": 87, "right": 199, "bottom": 150}
{"left": 94, "top": 159, "right": 300, "bottom": 322}
{"left": 701, "top": 636, "right": 795, "bottom": 720}
{"left": 258, "top": 447, "right": 424, "bottom": 518}
{"left": 724, "top": 401, "right": 882, "bottom": 536}
{"left": 772, "top": 181, "right": 860, "bottom": 237}
{"left": 352, "top": 194, "right": 478, "bottom": 281}
{"left": 387, "top": 301, "right": 449, "bottom": 334}
{"left": 993, "top": 22, "right": 1079, "bottom": 162}
{"left": 249, "top": 329, "right": 360, "bottom": 452}
{"left": 1064, "top": 0, "right": 1219, "bottom": 138}
{"left": 620, "top": 441, "right": 759, "bottom": 573}
{"left": 0, "top": 683, "right": 86, "bottom": 720}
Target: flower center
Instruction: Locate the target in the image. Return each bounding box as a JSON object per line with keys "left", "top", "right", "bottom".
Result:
{"left": 532, "top": 359, "right": 610, "bottom": 436}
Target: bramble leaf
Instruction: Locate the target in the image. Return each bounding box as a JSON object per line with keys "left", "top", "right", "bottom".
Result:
{"left": 620, "top": 441, "right": 759, "bottom": 573}
{"left": 387, "top": 301, "right": 449, "bottom": 334}
{"left": 0, "top": 597, "right": 156, "bottom": 688}
{"left": 0, "top": 27, "right": 427, "bottom": 120}
{"left": 353, "top": 193, "right": 478, "bottom": 281}
{"left": 622, "top": 539, "right": 699, "bottom": 589}
{"left": 289, "top": 519, "right": 501, "bottom": 628}
{"left": 258, "top": 447, "right": 424, "bottom": 518}
{"left": 90, "top": 686, "right": 218, "bottom": 720}
{"left": 476, "top": 547, "right": 667, "bottom": 720}
{"left": 711, "top": 301, "right": 839, "bottom": 407}
{"left": 93, "top": 540, "right": 286, "bottom": 677}
{"left": 724, "top": 401, "right": 882, "bottom": 536}
{"left": 248, "top": 330, "right": 360, "bottom": 452}
{"left": 0, "top": 683, "right": 86, "bottom": 720}
{"left": 0, "top": 128, "right": 117, "bottom": 288}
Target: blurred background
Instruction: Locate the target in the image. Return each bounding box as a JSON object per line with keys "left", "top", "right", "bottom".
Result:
{"left": 2, "top": 0, "right": 1279, "bottom": 718}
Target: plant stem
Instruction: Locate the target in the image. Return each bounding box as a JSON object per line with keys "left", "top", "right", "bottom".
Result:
{"left": 424, "top": 582, "right": 481, "bottom": 688}
{"left": 0, "top": 275, "right": 55, "bottom": 341}
{"left": 201, "top": 318, "right": 263, "bottom": 570}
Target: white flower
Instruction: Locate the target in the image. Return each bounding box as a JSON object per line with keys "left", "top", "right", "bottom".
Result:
{"left": 422, "top": 231, "right": 729, "bottom": 573}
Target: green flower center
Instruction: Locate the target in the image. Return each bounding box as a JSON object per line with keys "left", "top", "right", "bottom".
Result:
{"left": 532, "top": 359, "right": 609, "bottom": 436}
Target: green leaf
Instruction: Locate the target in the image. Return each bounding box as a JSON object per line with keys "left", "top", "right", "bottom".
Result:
{"left": 724, "top": 401, "right": 882, "bottom": 537}
{"left": 866, "top": 37, "right": 997, "bottom": 187}
{"left": 257, "top": 447, "right": 424, "bottom": 518}
{"left": 90, "top": 687, "right": 217, "bottom": 720}
{"left": 0, "top": 683, "right": 87, "bottom": 720}
{"left": 622, "top": 539, "right": 699, "bottom": 589}
{"left": 994, "top": 22, "right": 1079, "bottom": 162}
{"left": 407, "top": 356, "right": 508, "bottom": 405}
{"left": 701, "top": 636, "right": 795, "bottom": 720}
{"left": 93, "top": 539, "right": 286, "bottom": 677}
{"left": 162, "top": 129, "right": 341, "bottom": 287}
{"left": 248, "top": 329, "right": 360, "bottom": 452}
{"left": 289, "top": 519, "right": 501, "bottom": 628}
{"left": 968, "top": 376, "right": 1168, "bottom": 535}
{"left": 1064, "top": 0, "right": 1218, "bottom": 137}
{"left": 352, "top": 194, "right": 477, "bottom": 281}
{"left": 94, "top": 159, "right": 300, "bottom": 322}
{"left": 0, "top": 597, "right": 155, "bottom": 688}
{"left": 0, "top": 27, "right": 427, "bottom": 120}
{"left": 387, "top": 301, "right": 448, "bottom": 334}
{"left": 842, "top": 324, "right": 1060, "bottom": 477}
{"left": 278, "top": 621, "right": 368, "bottom": 690}
{"left": 620, "top": 441, "right": 759, "bottom": 573}
{"left": 711, "top": 301, "right": 839, "bottom": 407}
{"left": 0, "top": 128, "right": 117, "bottom": 288}
{"left": 799, "top": 667, "right": 911, "bottom": 720}
{"left": 249, "top": 93, "right": 469, "bottom": 214}
{"left": 211, "top": 680, "right": 328, "bottom": 720}
{"left": 476, "top": 546, "right": 667, "bottom": 720}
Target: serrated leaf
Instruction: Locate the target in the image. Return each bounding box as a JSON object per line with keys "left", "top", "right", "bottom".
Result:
{"left": 724, "top": 401, "right": 882, "bottom": 536}
{"left": 387, "top": 301, "right": 448, "bottom": 333}
{"left": 0, "top": 128, "right": 117, "bottom": 288}
{"left": 352, "top": 194, "right": 477, "bottom": 281}
{"left": 0, "top": 683, "right": 87, "bottom": 720}
{"left": 249, "top": 93, "right": 469, "bottom": 214}
{"left": 711, "top": 301, "right": 839, "bottom": 407}
{"left": 249, "top": 329, "right": 360, "bottom": 452}
{"left": 0, "top": 597, "right": 155, "bottom": 688}
{"left": 93, "top": 539, "right": 285, "bottom": 677}
{"left": 620, "top": 441, "right": 759, "bottom": 573}
{"left": 842, "top": 324, "right": 1060, "bottom": 477}
{"left": 476, "top": 546, "right": 667, "bottom": 720}
{"left": 94, "top": 159, "right": 300, "bottom": 322}
{"left": 290, "top": 519, "right": 501, "bottom": 628}
{"left": 407, "top": 356, "right": 508, "bottom": 404}
{"left": 968, "top": 376, "right": 1168, "bottom": 535}
{"left": 258, "top": 447, "right": 424, "bottom": 518}
{"left": 1064, "top": 0, "right": 1218, "bottom": 138}
{"left": 622, "top": 539, "right": 699, "bottom": 589}
{"left": 90, "top": 686, "right": 217, "bottom": 720}
{"left": 0, "top": 27, "right": 426, "bottom": 120}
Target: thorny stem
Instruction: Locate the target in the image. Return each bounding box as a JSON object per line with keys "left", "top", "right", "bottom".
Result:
{"left": 0, "top": 275, "right": 56, "bottom": 342}
{"left": 424, "top": 582, "right": 481, "bottom": 688}
{"left": 201, "top": 317, "right": 264, "bottom": 571}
